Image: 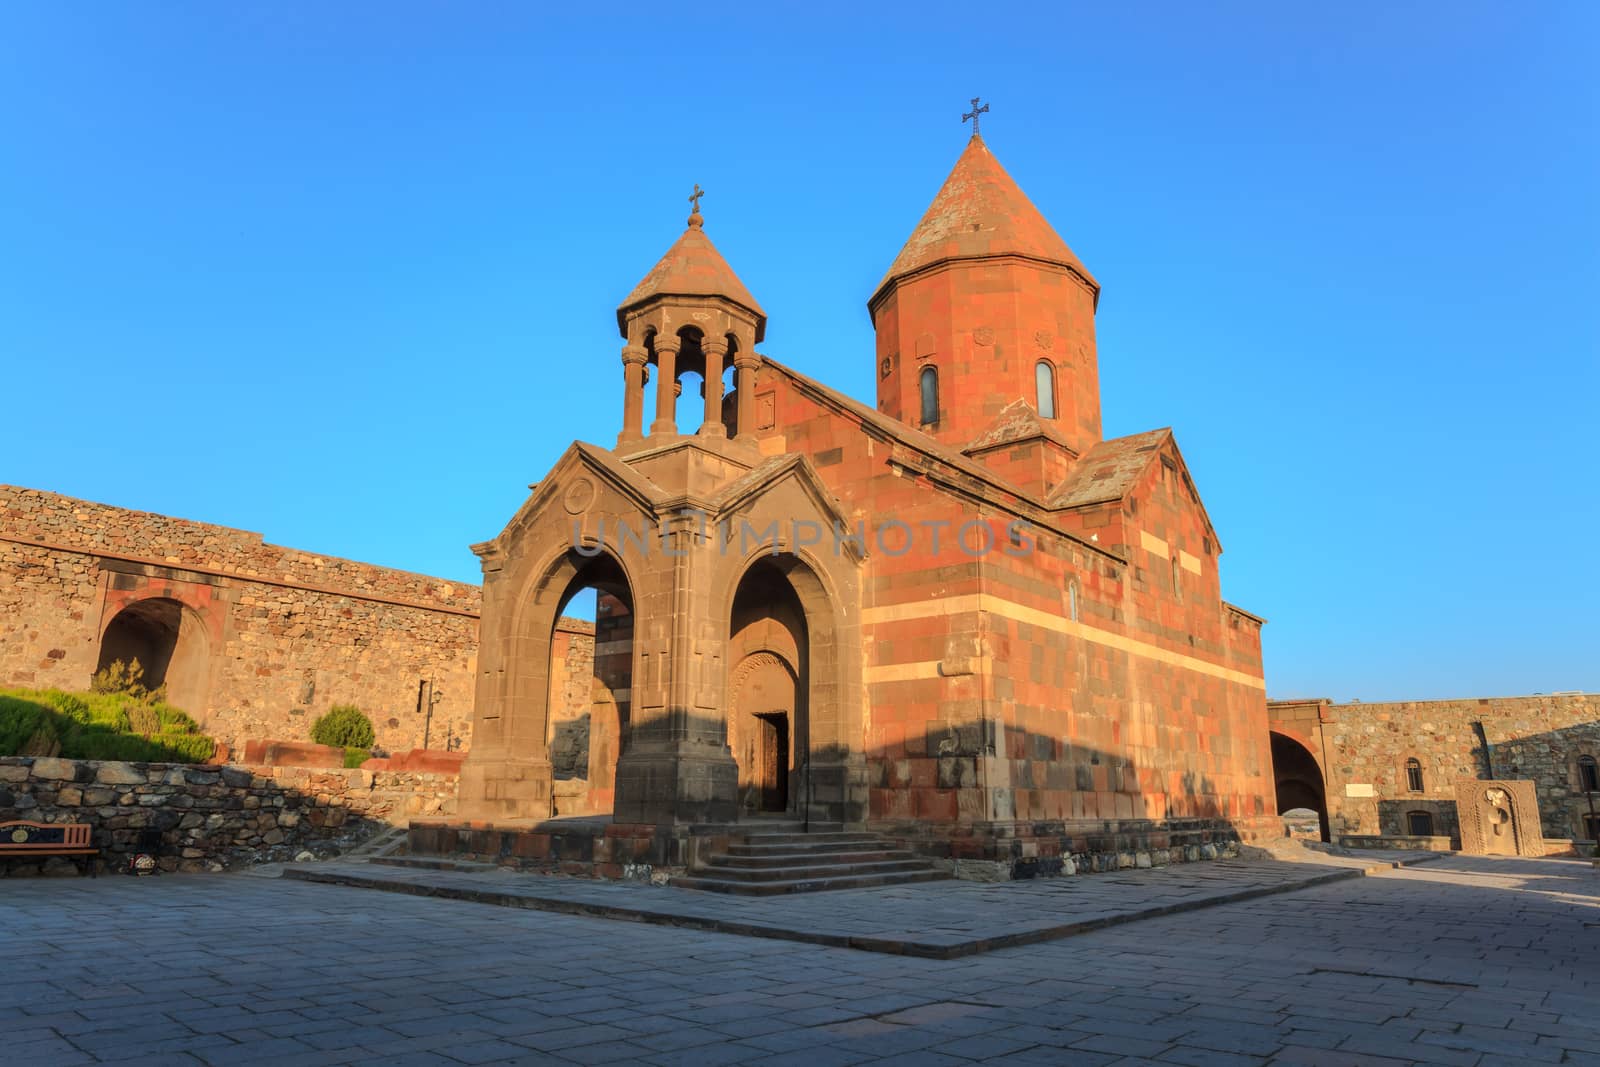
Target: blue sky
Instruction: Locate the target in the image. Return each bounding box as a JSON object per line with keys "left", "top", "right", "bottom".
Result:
{"left": 4, "top": 4, "right": 1595, "bottom": 702}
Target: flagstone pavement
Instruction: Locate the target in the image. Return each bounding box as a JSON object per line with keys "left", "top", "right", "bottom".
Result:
{"left": 2, "top": 853, "right": 1597, "bottom": 1065}
{"left": 280, "top": 847, "right": 1438, "bottom": 958}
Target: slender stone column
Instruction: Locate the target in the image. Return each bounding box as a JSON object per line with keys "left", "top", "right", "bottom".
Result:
{"left": 700, "top": 341, "right": 727, "bottom": 437}
{"left": 618, "top": 344, "right": 648, "bottom": 447}
{"left": 650, "top": 343, "right": 679, "bottom": 436}
{"left": 733, "top": 354, "right": 759, "bottom": 443}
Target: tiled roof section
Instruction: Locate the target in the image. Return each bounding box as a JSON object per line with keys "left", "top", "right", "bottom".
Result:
{"left": 963, "top": 398, "right": 1076, "bottom": 455}
{"left": 1047, "top": 428, "right": 1172, "bottom": 510}
{"left": 871, "top": 136, "right": 1097, "bottom": 307}
{"left": 616, "top": 218, "right": 766, "bottom": 338}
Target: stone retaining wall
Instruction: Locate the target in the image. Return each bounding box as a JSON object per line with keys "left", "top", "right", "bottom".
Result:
{"left": 0, "top": 755, "right": 457, "bottom": 874}
{"left": 1337, "top": 834, "right": 1456, "bottom": 852}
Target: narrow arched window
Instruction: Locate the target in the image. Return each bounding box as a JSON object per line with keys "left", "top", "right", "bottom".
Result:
{"left": 1407, "top": 810, "right": 1434, "bottom": 836}
{"left": 1406, "top": 758, "right": 1424, "bottom": 793}
{"left": 1170, "top": 557, "right": 1182, "bottom": 601}
{"left": 1035, "top": 361, "right": 1056, "bottom": 419}
{"left": 919, "top": 366, "right": 939, "bottom": 426}
{"left": 1579, "top": 755, "right": 1599, "bottom": 793}
{"left": 1067, "top": 581, "right": 1079, "bottom": 622}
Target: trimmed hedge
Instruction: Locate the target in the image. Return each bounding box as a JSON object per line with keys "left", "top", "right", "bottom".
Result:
{"left": 310, "top": 704, "right": 375, "bottom": 749}
{"left": 0, "top": 687, "right": 217, "bottom": 763}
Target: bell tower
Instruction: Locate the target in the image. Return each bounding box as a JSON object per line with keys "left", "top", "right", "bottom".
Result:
{"left": 615, "top": 185, "right": 766, "bottom": 451}
{"left": 869, "top": 119, "right": 1102, "bottom": 458}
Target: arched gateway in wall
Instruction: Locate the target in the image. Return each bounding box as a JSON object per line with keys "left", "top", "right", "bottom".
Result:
{"left": 95, "top": 596, "right": 212, "bottom": 715}
{"left": 1269, "top": 731, "right": 1329, "bottom": 842}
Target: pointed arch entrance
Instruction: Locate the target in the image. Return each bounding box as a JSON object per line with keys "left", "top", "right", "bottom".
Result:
{"left": 461, "top": 543, "right": 638, "bottom": 822}
{"left": 95, "top": 597, "right": 211, "bottom": 715}
{"left": 1270, "top": 731, "right": 1329, "bottom": 842}
{"left": 544, "top": 552, "right": 634, "bottom": 817}
{"left": 547, "top": 587, "right": 634, "bottom": 817}
{"left": 725, "top": 552, "right": 860, "bottom": 821}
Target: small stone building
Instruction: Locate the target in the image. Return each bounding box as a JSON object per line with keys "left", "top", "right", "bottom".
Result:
{"left": 459, "top": 130, "right": 1277, "bottom": 872}
{"left": 1268, "top": 693, "right": 1600, "bottom": 848}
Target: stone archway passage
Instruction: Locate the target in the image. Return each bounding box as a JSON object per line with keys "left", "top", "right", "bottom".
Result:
{"left": 546, "top": 563, "right": 634, "bottom": 817}
{"left": 728, "top": 560, "right": 812, "bottom": 818}
{"left": 96, "top": 597, "right": 210, "bottom": 715}
{"left": 1269, "top": 731, "right": 1329, "bottom": 842}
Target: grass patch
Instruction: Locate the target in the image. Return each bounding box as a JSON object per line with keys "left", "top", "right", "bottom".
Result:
{"left": 0, "top": 686, "right": 217, "bottom": 763}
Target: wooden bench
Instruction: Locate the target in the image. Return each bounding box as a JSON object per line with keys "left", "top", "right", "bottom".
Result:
{"left": 0, "top": 820, "right": 99, "bottom": 876}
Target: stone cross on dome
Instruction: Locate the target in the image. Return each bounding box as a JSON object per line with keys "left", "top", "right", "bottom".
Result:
{"left": 688, "top": 183, "right": 705, "bottom": 224}
{"left": 962, "top": 97, "right": 989, "bottom": 138}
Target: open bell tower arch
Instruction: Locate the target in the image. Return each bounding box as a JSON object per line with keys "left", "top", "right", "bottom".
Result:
{"left": 615, "top": 188, "right": 766, "bottom": 449}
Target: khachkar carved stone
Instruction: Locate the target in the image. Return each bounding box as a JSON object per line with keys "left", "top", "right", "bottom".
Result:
{"left": 1454, "top": 779, "right": 1545, "bottom": 856}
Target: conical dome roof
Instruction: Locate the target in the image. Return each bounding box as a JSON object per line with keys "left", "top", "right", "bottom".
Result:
{"left": 617, "top": 214, "right": 766, "bottom": 340}
{"left": 870, "top": 137, "right": 1097, "bottom": 311}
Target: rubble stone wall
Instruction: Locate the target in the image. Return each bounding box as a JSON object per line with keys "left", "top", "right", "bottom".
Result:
{"left": 0, "top": 755, "right": 457, "bottom": 873}
{"left": 0, "top": 485, "right": 480, "bottom": 754}
{"left": 1269, "top": 694, "right": 1600, "bottom": 843}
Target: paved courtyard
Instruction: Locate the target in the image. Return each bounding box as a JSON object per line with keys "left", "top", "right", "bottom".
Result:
{"left": 283, "top": 847, "right": 1438, "bottom": 958}
{"left": 3, "top": 854, "right": 1597, "bottom": 1065}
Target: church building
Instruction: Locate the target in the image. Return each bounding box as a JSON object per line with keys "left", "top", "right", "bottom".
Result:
{"left": 453, "top": 120, "right": 1276, "bottom": 881}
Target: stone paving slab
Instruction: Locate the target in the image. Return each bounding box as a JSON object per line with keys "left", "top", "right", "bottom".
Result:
{"left": 3, "top": 854, "right": 1597, "bottom": 1065}
{"left": 281, "top": 848, "right": 1441, "bottom": 958}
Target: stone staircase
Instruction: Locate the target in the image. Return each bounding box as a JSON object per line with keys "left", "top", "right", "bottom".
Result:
{"left": 341, "top": 825, "right": 410, "bottom": 863}
{"left": 671, "top": 823, "right": 949, "bottom": 895}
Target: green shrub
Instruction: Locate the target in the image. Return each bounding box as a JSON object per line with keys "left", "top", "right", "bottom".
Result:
{"left": 89, "top": 657, "right": 164, "bottom": 702}
{"left": 343, "top": 747, "right": 373, "bottom": 769}
{"left": 150, "top": 733, "right": 217, "bottom": 763}
{"left": 41, "top": 690, "right": 91, "bottom": 723}
{"left": 123, "top": 703, "right": 161, "bottom": 737}
{"left": 90, "top": 657, "right": 142, "bottom": 695}
{"left": 0, "top": 686, "right": 216, "bottom": 763}
{"left": 154, "top": 704, "right": 201, "bottom": 734}
{"left": 0, "top": 694, "right": 55, "bottom": 755}
{"left": 311, "top": 704, "right": 375, "bottom": 749}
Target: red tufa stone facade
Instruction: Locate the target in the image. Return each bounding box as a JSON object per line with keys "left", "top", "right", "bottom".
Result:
{"left": 456, "top": 131, "right": 1275, "bottom": 877}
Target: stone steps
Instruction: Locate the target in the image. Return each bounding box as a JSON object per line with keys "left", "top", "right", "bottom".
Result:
{"left": 716, "top": 848, "right": 911, "bottom": 868}
{"left": 733, "top": 831, "right": 880, "bottom": 846}
{"left": 687, "top": 857, "right": 933, "bottom": 882}
{"left": 370, "top": 855, "right": 501, "bottom": 874}
{"left": 344, "top": 826, "right": 410, "bottom": 862}
{"left": 671, "top": 826, "right": 948, "bottom": 895}
{"left": 671, "top": 867, "right": 950, "bottom": 895}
